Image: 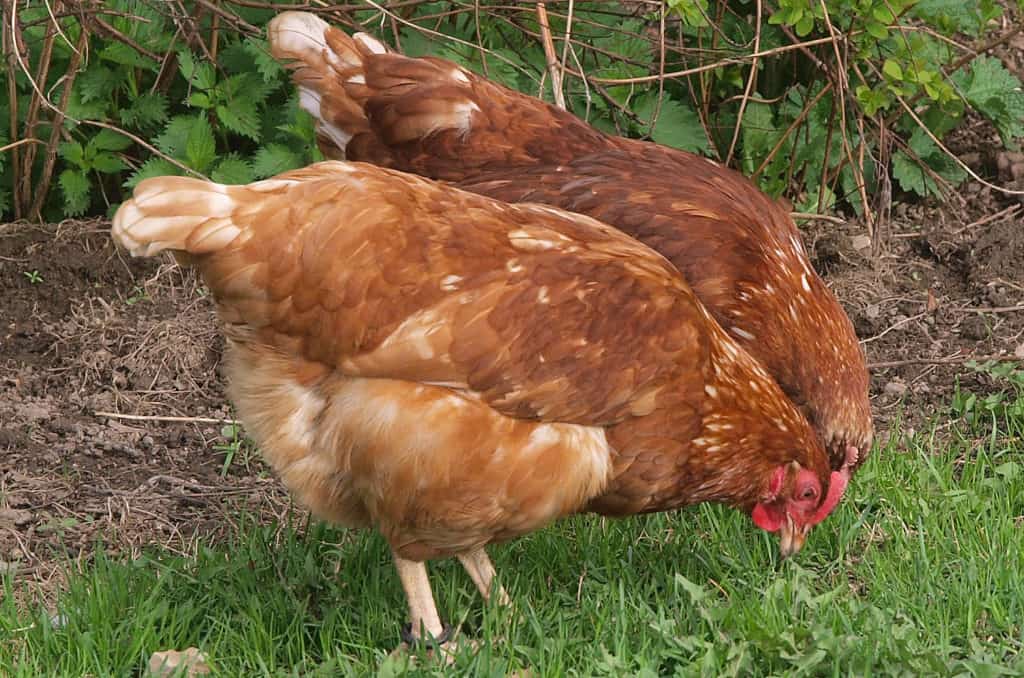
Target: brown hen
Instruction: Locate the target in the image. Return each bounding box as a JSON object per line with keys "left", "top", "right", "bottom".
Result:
{"left": 268, "top": 12, "right": 873, "bottom": 472}
{"left": 112, "top": 161, "right": 852, "bottom": 649}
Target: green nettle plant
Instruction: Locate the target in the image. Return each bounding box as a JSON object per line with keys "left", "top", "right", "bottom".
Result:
{"left": 1, "top": 0, "right": 1021, "bottom": 226}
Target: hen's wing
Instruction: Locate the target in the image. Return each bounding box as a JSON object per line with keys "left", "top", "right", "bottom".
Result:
{"left": 268, "top": 12, "right": 612, "bottom": 179}
{"left": 112, "top": 161, "right": 708, "bottom": 426}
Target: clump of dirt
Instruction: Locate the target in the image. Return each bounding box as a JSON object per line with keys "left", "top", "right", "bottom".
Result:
{"left": 0, "top": 221, "right": 292, "bottom": 606}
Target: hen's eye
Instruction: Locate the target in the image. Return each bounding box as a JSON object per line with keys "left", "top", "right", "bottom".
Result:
{"left": 801, "top": 487, "right": 817, "bottom": 500}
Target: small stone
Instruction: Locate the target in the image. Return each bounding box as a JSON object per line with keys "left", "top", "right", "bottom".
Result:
{"left": 0, "top": 508, "right": 33, "bottom": 527}
{"left": 1015, "top": 343, "right": 1024, "bottom": 360}
{"left": 884, "top": 381, "right": 908, "bottom": 397}
{"left": 851, "top": 234, "right": 872, "bottom": 251}
{"left": 147, "top": 648, "right": 210, "bottom": 677}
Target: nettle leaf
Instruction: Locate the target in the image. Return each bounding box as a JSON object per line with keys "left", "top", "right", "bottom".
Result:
{"left": 244, "top": 38, "right": 284, "bottom": 82}
{"left": 59, "top": 141, "right": 86, "bottom": 168}
{"left": 77, "top": 64, "right": 121, "bottom": 103}
{"left": 186, "top": 116, "right": 217, "bottom": 172}
{"left": 120, "top": 93, "right": 169, "bottom": 129}
{"left": 220, "top": 73, "right": 275, "bottom": 107}
{"left": 65, "top": 88, "right": 112, "bottom": 122}
{"left": 125, "top": 158, "right": 181, "bottom": 189}
{"left": 893, "top": 129, "right": 967, "bottom": 197}
{"left": 91, "top": 152, "right": 128, "bottom": 174}
{"left": 911, "top": 0, "right": 989, "bottom": 34}
{"left": 953, "top": 57, "right": 1024, "bottom": 145}
{"left": 252, "top": 143, "right": 303, "bottom": 178}
{"left": 155, "top": 115, "right": 198, "bottom": 159}
{"left": 99, "top": 41, "right": 158, "bottom": 71}
{"left": 90, "top": 128, "right": 133, "bottom": 152}
{"left": 59, "top": 169, "right": 91, "bottom": 216}
{"left": 634, "top": 94, "right": 709, "bottom": 154}
{"left": 178, "top": 50, "right": 216, "bottom": 91}
{"left": 211, "top": 155, "right": 255, "bottom": 184}
{"left": 216, "top": 100, "right": 261, "bottom": 141}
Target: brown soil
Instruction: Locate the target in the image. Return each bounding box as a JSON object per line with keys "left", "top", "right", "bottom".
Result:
{"left": 2, "top": 168, "right": 1023, "bottom": 606}
{"left": 0, "top": 220, "right": 292, "bottom": 604}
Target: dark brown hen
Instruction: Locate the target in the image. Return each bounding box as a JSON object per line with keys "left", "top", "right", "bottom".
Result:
{"left": 268, "top": 12, "right": 873, "bottom": 472}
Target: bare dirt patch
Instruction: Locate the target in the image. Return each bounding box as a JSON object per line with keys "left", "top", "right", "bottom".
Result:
{"left": 1, "top": 220, "right": 291, "bottom": 606}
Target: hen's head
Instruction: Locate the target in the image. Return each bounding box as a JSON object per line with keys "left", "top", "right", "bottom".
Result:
{"left": 751, "top": 445, "right": 858, "bottom": 558}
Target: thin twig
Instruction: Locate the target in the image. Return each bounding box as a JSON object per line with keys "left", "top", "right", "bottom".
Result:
{"left": 536, "top": 3, "right": 565, "bottom": 109}
{"left": 860, "top": 312, "right": 927, "bottom": 344}
{"left": 954, "top": 204, "right": 1022, "bottom": 234}
{"left": 790, "top": 211, "right": 846, "bottom": 224}
{"left": 868, "top": 355, "right": 1020, "bottom": 369}
{"left": 0, "top": 138, "right": 45, "bottom": 153}
{"left": 562, "top": 33, "right": 852, "bottom": 85}
{"left": 960, "top": 304, "right": 1024, "bottom": 314}
{"left": 725, "top": 0, "right": 761, "bottom": 166}
{"left": 94, "top": 411, "right": 240, "bottom": 425}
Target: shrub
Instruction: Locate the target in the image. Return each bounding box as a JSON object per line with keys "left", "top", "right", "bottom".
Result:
{"left": 2, "top": 0, "right": 1021, "bottom": 232}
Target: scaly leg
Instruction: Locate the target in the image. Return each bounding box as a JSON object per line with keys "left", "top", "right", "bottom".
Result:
{"left": 392, "top": 552, "right": 448, "bottom": 644}
{"left": 457, "top": 547, "right": 510, "bottom": 606}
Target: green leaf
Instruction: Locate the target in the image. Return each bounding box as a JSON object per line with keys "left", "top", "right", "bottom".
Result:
{"left": 125, "top": 158, "right": 181, "bottom": 189}
{"left": 90, "top": 128, "right": 133, "bottom": 152}
{"left": 893, "top": 129, "right": 967, "bottom": 197}
{"left": 188, "top": 92, "right": 212, "bottom": 109}
{"left": 59, "top": 169, "right": 91, "bottom": 216}
{"left": 120, "top": 93, "right": 169, "bottom": 129}
{"left": 99, "top": 41, "right": 158, "bottom": 71}
{"left": 866, "top": 20, "right": 889, "bottom": 39}
{"left": 953, "top": 57, "right": 1024, "bottom": 145}
{"left": 186, "top": 116, "right": 217, "bottom": 172}
{"left": 872, "top": 5, "right": 897, "bottom": 22}
{"left": 251, "top": 143, "right": 303, "bottom": 178}
{"left": 59, "top": 141, "right": 86, "bottom": 168}
{"left": 77, "top": 64, "right": 120, "bottom": 104}
{"left": 178, "top": 50, "right": 216, "bottom": 91}
{"left": 244, "top": 38, "right": 284, "bottom": 83}
{"left": 633, "top": 95, "right": 709, "bottom": 154}
{"left": 91, "top": 152, "right": 127, "bottom": 174}
{"left": 216, "top": 101, "right": 261, "bottom": 141}
{"left": 211, "top": 155, "right": 255, "bottom": 184}
{"left": 794, "top": 13, "right": 815, "bottom": 36}
{"left": 883, "top": 59, "right": 904, "bottom": 81}
{"left": 155, "top": 116, "right": 196, "bottom": 159}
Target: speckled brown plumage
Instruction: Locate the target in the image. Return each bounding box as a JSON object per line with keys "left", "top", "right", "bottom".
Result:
{"left": 268, "top": 12, "right": 873, "bottom": 472}
{"left": 111, "top": 161, "right": 834, "bottom": 562}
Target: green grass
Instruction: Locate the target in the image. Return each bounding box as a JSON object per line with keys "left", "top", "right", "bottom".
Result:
{"left": 3, "top": 392, "right": 1024, "bottom": 676}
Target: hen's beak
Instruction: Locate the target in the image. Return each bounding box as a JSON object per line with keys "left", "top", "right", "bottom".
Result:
{"left": 779, "top": 514, "right": 809, "bottom": 559}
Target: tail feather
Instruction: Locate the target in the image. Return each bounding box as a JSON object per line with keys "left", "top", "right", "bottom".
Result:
{"left": 112, "top": 176, "right": 241, "bottom": 257}
{"left": 268, "top": 11, "right": 384, "bottom": 158}
{"left": 268, "top": 11, "right": 478, "bottom": 164}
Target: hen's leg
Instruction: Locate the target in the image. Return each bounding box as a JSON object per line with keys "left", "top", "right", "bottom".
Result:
{"left": 392, "top": 552, "right": 449, "bottom": 644}
{"left": 457, "top": 547, "right": 510, "bottom": 606}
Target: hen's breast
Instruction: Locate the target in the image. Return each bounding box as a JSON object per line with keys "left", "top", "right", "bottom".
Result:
{"left": 224, "top": 341, "right": 613, "bottom": 560}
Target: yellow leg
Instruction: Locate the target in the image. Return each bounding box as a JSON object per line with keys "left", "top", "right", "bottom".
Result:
{"left": 392, "top": 552, "right": 446, "bottom": 642}
{"left": 457, "top": 547, "right": 510, "bottom": 606}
